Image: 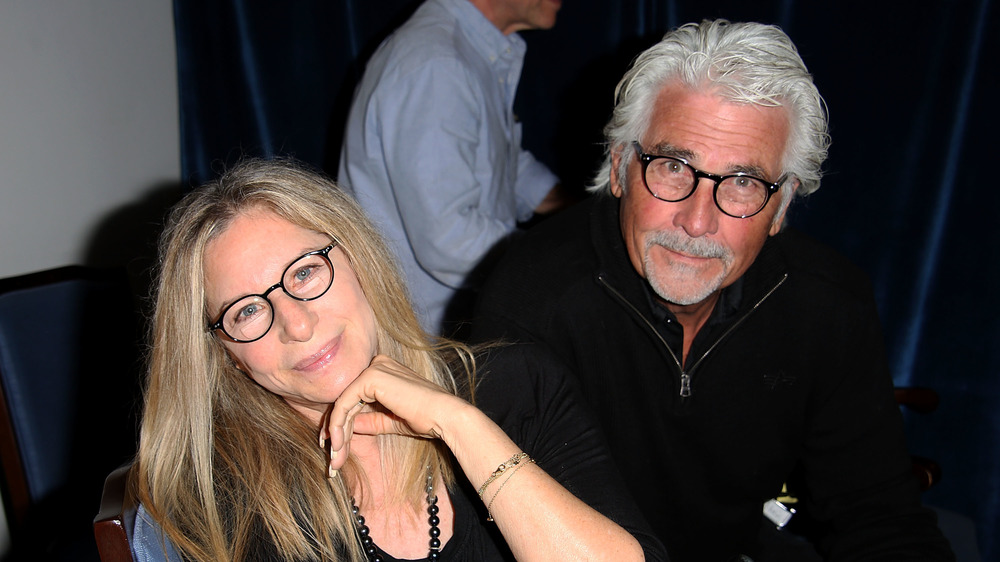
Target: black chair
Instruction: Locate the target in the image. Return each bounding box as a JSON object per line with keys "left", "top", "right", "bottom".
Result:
{"left": 0, "top": 266, "right": 141, "bottom": 560}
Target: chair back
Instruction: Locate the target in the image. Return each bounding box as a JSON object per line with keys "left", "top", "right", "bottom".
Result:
{"left": 94, "top": 464, "right": 136, "bottom": 562}
{"left": 0, "top": 265, "right": 141, "bottom": 558}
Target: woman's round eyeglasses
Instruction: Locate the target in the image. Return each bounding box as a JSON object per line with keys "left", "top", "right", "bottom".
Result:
{"left": 207, "top": 242, "right": 337, "bottom": 343}
{"left": 632, "top": 141, "right": 785, "bottom": 219}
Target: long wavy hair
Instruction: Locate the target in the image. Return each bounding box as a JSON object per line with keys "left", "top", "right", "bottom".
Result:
{"left": 590, "top": 19, "right": 831, "bottom": 217}
{"left": 133, "top": 158, "right": 470, "bottom": 560}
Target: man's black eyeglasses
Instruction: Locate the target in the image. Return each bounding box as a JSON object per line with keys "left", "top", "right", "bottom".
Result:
{"left": 632, "top": 141, "right": 785, "bottom": 219}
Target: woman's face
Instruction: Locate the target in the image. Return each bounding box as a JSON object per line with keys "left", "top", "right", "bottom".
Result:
{"left": 203, "top": 210, "right": 378, "bottom": 425}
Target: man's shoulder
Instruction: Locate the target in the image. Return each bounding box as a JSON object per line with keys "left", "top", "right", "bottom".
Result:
{"left": 366, "top": 3, "right": 477, "bottom": 77}
{"left": 497, "top": 199, "right": 598, "bottom": 278}
{"left": 474, "top": 200, "right": 602, "bottom": 339}
{"left": 769, "top": 227, "right": 875, "bottom": 302}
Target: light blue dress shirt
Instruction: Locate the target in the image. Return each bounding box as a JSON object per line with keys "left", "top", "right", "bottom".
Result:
{"left": 338, "top": 0, "right": 558, "bottom": 332}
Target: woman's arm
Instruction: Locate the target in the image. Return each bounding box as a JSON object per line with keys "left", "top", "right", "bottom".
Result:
{"left": 325, "top": 352, "right": 653, "bottom": 562}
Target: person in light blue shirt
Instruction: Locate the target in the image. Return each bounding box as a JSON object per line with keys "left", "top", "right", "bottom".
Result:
{"left": 338, "top": 0, "right": 568, "bottom": 335}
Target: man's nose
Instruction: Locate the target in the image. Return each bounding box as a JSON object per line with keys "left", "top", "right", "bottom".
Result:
{"left": 672, "top": 178, "right": 720, "bottom": 237}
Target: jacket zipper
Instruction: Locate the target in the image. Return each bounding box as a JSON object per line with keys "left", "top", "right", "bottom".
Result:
{"left": 597, "top": 273, "right": 788, "bottom": 398}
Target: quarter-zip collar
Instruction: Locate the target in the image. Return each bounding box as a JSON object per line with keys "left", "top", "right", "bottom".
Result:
{"left": 588, "top": 195, "right": 790, "bottom": 395}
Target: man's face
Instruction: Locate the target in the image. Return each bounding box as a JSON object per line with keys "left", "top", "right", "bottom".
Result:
{"left": 610, "top": 82, "right": 794, "bottom": 310}
{"left": 493, "top": 0, "right": 561, "bottom": 34}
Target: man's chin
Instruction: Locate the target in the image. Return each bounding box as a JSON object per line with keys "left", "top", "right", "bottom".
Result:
{"left": 647, "top": 270, "right": 723, "bottom": 307}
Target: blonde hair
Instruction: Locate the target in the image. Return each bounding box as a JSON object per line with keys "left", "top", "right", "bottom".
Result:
{"left": 134, "top": 158, "right": 469, "bottom": 560}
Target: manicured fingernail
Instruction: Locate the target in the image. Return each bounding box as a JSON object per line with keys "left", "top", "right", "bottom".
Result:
{"left": 328, "top": 450, "right": 339, "bottom": 478}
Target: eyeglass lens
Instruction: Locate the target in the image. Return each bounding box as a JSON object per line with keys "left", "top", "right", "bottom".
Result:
{"left": 220, "top": 251, "right": 334, "bottom": 342}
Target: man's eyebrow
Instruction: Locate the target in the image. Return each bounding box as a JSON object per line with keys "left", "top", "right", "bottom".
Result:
{"left": 651, "top": 142, "right": 772, "bottom": 179}
{"left": 649, "top": 143, "right": 696, "bottom": 161}
{"left": 729, "top": 163, "right": 770, "bottom": 179}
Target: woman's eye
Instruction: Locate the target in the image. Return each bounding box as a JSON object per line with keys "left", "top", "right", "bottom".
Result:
{"left": 233, "top": 302, "right": 265, "bottom": 324}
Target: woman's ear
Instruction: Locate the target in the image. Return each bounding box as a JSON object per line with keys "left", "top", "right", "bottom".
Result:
{"left": 222, "top": 345, "right": 250, "bottom": 375}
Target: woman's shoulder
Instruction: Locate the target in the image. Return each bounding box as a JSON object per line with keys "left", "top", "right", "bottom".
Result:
{"left": 473, "top": 343, "right": 572, "bottom": 400}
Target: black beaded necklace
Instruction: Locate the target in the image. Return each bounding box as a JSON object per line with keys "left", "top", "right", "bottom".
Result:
{"left": 351, "top": 469, "right": 441, "bottom": 561}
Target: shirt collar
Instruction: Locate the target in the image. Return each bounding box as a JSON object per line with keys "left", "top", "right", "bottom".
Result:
{"left": 436, "top": 0, "right": 527, "bottom": 65}
{"left": 645, "top": 275, "right": 745, "bottom": 329}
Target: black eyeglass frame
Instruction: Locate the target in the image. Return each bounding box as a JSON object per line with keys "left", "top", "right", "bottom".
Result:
{"left": 207, "top": 241, "right": 338, "bottom": 343}
{"left": 631, "top": 141, "right": 786, "bottom": 219}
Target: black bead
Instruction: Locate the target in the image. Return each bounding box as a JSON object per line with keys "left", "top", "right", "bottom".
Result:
{"left": 353, "top": 470, "right": 444, "bottom": 561}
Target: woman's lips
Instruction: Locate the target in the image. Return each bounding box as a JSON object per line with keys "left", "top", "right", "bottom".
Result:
{"left": 294, "top": 336, "right": 341, "bottom": 372}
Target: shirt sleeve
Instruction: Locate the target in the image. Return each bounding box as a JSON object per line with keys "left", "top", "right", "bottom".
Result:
{"left": 472, "top": 343, "right": 669, "bottom": 561}
{"left": 514, "top": 138, "right": 560, "bottom": 217}
{"left": 367, "top": 60, "right": 553, "bottom": 289}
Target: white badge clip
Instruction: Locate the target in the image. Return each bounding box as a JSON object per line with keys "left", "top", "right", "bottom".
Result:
{"left": 763, "top": 498, "right": 795, "bottom": 529}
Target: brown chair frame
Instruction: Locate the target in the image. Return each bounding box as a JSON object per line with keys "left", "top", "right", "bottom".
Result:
{"left": 94, "top": 463, "right": 135, "bottom": 562}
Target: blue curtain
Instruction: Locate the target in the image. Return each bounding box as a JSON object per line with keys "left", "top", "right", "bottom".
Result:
{"left": 173, "top": 0, "right": 998, "bottom": 557}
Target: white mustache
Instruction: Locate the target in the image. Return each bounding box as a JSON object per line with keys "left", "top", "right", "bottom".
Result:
{"left": 647, "top": 231, "right": 731, "bottom": 262}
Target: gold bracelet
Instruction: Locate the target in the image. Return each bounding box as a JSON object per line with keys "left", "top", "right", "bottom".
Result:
{"left": 477, "top": 452, "right": 529, "bottom": 499}
{"left": 486, "top": 456, "right": 535, "bottom": 521}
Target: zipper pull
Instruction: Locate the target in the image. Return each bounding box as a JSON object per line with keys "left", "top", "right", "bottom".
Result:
{"left": 680, "top": 373, "right": 692, "bottom": 397}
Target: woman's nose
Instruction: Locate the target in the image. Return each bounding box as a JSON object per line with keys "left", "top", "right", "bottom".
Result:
{"left": 272, "top": 295, "right": 317, "bottom": 343}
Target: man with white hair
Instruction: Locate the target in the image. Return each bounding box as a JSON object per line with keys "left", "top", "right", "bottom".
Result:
{"left": 473, "top": 19, "right": 954, "bottom": 561}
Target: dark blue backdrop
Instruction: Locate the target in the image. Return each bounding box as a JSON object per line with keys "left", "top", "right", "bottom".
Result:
{"left": 173, "top": 0, "right": 998, "bottom": 557}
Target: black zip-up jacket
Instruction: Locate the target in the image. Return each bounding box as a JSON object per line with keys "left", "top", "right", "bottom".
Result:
{"left": 472, "top": 195, "right": 953, "bottom": 562}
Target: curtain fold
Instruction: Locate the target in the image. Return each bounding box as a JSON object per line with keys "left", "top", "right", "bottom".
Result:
{"left": 172, "top": 0, "right": 998, "bottom": 558}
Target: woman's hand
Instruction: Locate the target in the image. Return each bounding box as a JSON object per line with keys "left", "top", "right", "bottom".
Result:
{"left": 322, "top": 355, "right": 470, "bottom": 471}
{"left": 320, "top": 353, "right": 647, "bottom": 561}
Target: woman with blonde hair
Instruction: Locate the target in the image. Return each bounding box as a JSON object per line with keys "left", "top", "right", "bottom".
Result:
{"left": 131, "top": 158, "right": 662, "bottom": 561}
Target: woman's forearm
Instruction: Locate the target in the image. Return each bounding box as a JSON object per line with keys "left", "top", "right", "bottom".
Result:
{"left": 440, "top": 403, "right": 644, "bottom": 562}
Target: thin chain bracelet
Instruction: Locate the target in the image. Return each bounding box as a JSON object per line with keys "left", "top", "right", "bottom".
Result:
{"left": 485, "top": 457, "right": 535, "bottom": 521}
{"left": 477, "top": 452, "right": 530, "bottom": 499}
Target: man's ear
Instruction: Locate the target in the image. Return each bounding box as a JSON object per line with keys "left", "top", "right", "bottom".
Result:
{"left": 610, "top": 148, "right": 624, "bottom": 198}
{"left": 769, "top": 178, "right": 799, "bottom": 236}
